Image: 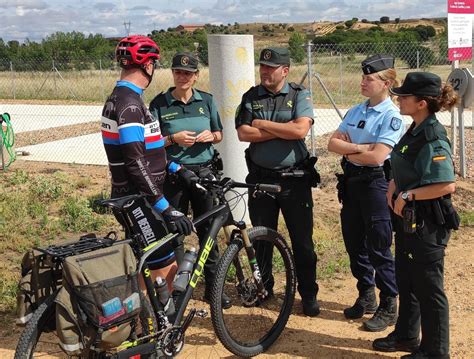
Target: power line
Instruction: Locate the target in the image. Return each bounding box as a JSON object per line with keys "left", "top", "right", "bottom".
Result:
{"left": 123, "top": 21, "right": 131, "bottom": 36}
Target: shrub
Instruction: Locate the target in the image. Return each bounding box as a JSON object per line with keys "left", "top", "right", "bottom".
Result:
{"left": 400, "top": 44, "right": 435, "bottom": 68}
{"left": 60, "top": 197, "right": 105, "bottom": 232}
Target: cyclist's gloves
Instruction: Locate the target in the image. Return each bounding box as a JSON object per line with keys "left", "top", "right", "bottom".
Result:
{"left": 162, "top": 206, "right": 193, "bottom": 236}
{"left": 178, "top": 167, "right": 199, "bottom": 189}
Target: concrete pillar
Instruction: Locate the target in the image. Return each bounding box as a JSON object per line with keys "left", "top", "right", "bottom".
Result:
{"left": 208, "top": 35, "right": 255, "bottom": 222}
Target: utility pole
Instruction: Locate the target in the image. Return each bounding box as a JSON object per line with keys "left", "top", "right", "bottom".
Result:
{"left": 123, "top": 21, "right": 131, "bottom": 36}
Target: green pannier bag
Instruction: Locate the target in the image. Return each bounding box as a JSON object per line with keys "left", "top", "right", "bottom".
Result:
{"left": 56, "top": 242, "right": 142, "bottom": 355}
{"left": 16, "top": 249, "right": 61, "bottom": 326}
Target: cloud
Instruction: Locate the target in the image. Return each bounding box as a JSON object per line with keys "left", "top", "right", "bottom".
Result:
{"left": 94, "top": 2, "right": 116, "bottom": 11}
{"left": 130, "top": 5, "right": 151, "bottom": 11}
{"left": 0, "top": 0, "right": 48, "bottom": 9}
{"left": 0, "top": 0, "right": 449, "bottom": 42}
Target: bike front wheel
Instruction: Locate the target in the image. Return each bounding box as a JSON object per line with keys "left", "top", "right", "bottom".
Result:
{"left": 210, "top": 226, "right": 296, "bottom": 357}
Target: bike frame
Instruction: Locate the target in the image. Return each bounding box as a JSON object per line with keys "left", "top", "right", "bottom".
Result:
{"left": 118, "top": 194, "right": 266, "bottom": 331}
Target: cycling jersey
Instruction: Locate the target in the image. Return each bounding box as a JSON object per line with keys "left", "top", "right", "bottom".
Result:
{"left": 101, "top": 81, "right": 167, "bottom": 205}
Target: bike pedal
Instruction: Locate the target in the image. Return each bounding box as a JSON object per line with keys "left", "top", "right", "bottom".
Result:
{"left": 195, "top": 309, "right": 208, "bottom": 318}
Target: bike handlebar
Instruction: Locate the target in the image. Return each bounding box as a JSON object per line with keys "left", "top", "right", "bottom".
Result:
{"left": 198, "top": 177, "right": 281, "bottom": 194}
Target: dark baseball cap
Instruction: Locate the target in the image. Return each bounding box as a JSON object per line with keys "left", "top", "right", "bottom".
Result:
{"left": 171, "top": 52, "right": 198, "bottom": 72}
{"left": 390, "top": 72, "right": 442, "bottom": 97}
{"left": 361, "top": 54, "right": 395, "bottom": 75}
{"left": 259, "top": 48, "right": 290, "bottom": 67}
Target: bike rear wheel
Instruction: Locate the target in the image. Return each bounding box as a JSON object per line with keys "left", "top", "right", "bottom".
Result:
{"left": 210, "top": 226, "right": 296, "bottom": 357}
{"left": 14, "top": 293, "right": 157, "bottom": 358}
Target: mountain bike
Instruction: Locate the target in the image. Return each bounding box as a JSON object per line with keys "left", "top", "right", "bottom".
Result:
{"left": 15, "top": 177, "right": 296, "bottom": 358}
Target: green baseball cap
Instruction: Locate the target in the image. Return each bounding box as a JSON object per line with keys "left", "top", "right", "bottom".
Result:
{"left": 259, "top": 48, "right": 290, "bottom": 67}
{"left": 390, "top": 72, "right": 442, "bottom": 97}
{"left": 171, "top": 52, "right": 199, "bottom": 72}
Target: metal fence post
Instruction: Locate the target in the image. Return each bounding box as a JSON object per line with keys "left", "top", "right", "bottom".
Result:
{"left": 339, "top": 52, "right": 343, "bottom": 104}
{"left": 307, "top": 41, "right": 315, "bottom": 157}
{"left": 99, "top": 59, "right": 105, "bottom": 101}
{"left": 10, "top": 61, "right": 16, "bottom": 99}
{"left": 53, "top": 59, "right": 57, "bottom": 97}
{"left": 450, "top": 60, "right": 458, "bottom": 155}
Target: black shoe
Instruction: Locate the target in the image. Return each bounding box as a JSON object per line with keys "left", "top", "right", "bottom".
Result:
{"left": 203, "top": 292, "right": 232, "bottom": 309}
{"left": 401, "top": 350, "right": 449, "bottom": 359}
{"left": 363, "top": 296, "right": 397, "bottom": 332}
{"left": 373, "top": 331, "right": 420, "bottom": 352}
{"left": 344, "top": 287, "right": 378, "bottom": 319}
{"left": 302, "top": 297, "right": 320, "bottom": 317}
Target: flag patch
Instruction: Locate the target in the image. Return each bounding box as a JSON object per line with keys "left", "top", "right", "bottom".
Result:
{"left": 432, "top": 156, "right": 446, "bottom": 162}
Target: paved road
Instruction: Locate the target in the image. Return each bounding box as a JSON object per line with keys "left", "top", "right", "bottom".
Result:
{"left": 9, "top": 105, "right": 472, "bottom": 166}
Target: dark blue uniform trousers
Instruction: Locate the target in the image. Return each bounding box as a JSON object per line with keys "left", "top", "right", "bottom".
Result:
{"left": 340, "top": 176, "right": 398, "bottom": 297}
{"left": 247, "top": 172, "right": 318, "bottom": 300}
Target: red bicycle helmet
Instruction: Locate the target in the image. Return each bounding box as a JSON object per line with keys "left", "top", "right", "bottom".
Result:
{"left": 115, "top": 35, "right": 160, "bottom": 68}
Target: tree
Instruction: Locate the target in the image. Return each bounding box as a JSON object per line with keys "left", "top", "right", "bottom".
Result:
{"left": 380, "top": 16, "right": 390, "bottom": 24}
{"left": 400, "top": 44, "right": 435, "bottom": 68}
{"left": 288, "top": 32, "right": 305, "bottom": 63}
{"left": 395, "top": 18, "right": 400, "bottom": 24}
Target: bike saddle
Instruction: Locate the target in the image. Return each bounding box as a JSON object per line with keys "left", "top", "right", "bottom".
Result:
{"left": 96, "top": 194, "right": 144, "bottom": 210}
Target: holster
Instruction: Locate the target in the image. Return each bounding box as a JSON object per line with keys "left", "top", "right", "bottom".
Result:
{"left": 301, "top": 155, "right": 321, "bottom": 188}
{"left": 383, "top": 159, "right": 392, "bottom": 181}
{"left": 335, "top": 173, "right": 345, "bottom": 203}
{"left": 211, "top": 149, "right": 224, "bottom": 177}
{"left": 433, "top": 196, "right": 460, "bottom": 230}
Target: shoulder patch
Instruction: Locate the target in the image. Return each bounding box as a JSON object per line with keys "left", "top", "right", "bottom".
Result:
{"left": 390, "top": 117, "right": 401, "bottom": 131}
{"left": 432, "top": 155, "right": 447, "bottom": 162}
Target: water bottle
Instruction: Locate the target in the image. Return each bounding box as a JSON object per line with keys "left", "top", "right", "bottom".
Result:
{"left": 173, "top": 247, "right": 198, "bottom": 292}
{"left": 155, "top": 277, "right": 175, "bottom": 316}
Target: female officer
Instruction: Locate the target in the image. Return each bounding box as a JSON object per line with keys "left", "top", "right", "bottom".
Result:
{"left": 328, "top": 54, "right": 404, "bottom": 331}
{"left": 373, "top": 72, "right": 458, "bottom": 359}
{"left": 149, "top": 52, "right": 230, "bottom": 308}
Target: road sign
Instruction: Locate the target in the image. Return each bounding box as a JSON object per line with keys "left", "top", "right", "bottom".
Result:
{"left": 448, "top": 68, "right": 469, "bottom": 97}
{"left": 448, "top": 0, "right": 474, "bottom": 61}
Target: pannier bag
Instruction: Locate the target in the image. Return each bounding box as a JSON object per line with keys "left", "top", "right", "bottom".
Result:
{"left": 16, "top": 249, "right": 61, "bottom": 326}
{"left": 56, "top": 243, "right": 141, "bottom": 355}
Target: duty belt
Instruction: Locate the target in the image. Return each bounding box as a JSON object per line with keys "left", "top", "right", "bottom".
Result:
{"left": 182, "top": 161, "right": 212, "bottom": 173}
{"left": 343, "top": 161, "right": 384, "bottom": 177}
{"left": 249, "top": 162, "right": 308, "bottom": 179}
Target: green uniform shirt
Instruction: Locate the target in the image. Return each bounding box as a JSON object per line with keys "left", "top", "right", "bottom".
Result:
{"left": 235, "top": 82, "right": 314, "bottom": 169}
{"left": 149, "top": 88, "right": 223, "bottom": 165}
{"left": 391, "top": 115, "right": 455, "bottom": 192}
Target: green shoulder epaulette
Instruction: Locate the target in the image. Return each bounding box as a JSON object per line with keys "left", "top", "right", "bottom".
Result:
{"left": 288, "top": 82, "right": 305, "bottom": 91}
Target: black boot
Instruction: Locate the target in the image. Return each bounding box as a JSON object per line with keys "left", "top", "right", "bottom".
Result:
{"left": 344, "top": 287, "right": 378, "bottom": 319}
{"left": 302, "top": 297, "right": 320, "bottom": 317}
{"left": 364, "top": 295, "right": 397, "bottom": 332}
{"left": 373, "top": 331, "right": 420, "bottom": 352}
{"left": 203, "top": 289, "right": 232, "bottom": 309}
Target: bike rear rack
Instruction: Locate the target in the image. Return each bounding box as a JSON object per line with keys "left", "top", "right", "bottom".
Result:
{"left": 34, "top": 232, "right": 119, "bottom": 261}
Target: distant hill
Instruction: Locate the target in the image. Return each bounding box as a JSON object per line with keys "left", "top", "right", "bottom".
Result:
{"left": 222, "top": 18, "right": 446, "bottom": 47}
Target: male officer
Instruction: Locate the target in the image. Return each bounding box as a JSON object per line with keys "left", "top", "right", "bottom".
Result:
{"left": 235, "top": 47, "right": 319, "bottom": 316}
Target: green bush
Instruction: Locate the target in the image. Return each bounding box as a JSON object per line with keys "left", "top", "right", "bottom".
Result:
{"left": 29, "top": 175, "right": 64, "bottom": 202}
{"left": 60, "top": 197, "right": 105, "bottom": 232}
{"left": 400, "top": 44, "right": 435, "bottom": 68}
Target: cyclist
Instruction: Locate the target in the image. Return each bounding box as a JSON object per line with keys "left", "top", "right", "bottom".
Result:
{"left": 101, "top": 35, "right": 194, "bottom": 287}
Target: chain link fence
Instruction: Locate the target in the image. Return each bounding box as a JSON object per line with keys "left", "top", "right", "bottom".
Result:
{"left": 304, "top": 40, "right": 473, "bottom": 177}
{"left": 0, "top": 38, "right": 472, "bottom": 176}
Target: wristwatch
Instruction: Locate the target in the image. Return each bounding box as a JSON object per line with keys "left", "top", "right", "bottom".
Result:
{"left": 401, "top": 191, "right": 411, "bottom": 201}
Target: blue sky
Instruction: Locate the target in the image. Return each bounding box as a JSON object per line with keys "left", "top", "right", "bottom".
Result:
{"left": 3, "top": 0, "right": 449, "bottom": 42}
